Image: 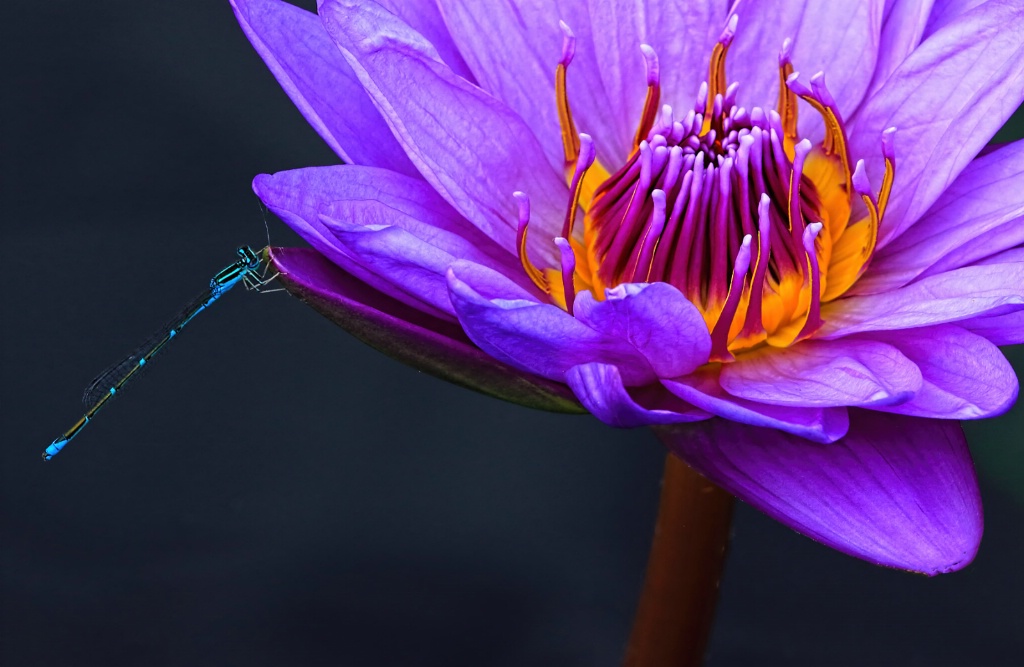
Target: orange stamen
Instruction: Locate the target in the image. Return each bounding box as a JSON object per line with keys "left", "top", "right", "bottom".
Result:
{"left": 514, "top": 192, "right": 548, "bottom": 292}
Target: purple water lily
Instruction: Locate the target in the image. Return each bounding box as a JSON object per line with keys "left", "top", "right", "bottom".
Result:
{"left": 233, "top": 0, "right": 1024, "bottom": 575}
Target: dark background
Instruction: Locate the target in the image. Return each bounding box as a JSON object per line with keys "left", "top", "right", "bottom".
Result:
{"left": 3, "top": 2, "right": 1023, "bottom": 665}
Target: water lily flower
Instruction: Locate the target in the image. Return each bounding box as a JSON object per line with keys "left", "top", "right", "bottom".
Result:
{"left": 233, "top": 0, "right": 1024, "bottom": 575}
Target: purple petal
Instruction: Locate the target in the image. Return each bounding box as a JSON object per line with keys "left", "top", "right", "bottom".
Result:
{"left": 439, "top": 2, "right": 624, "bottom": 168}
{"left": 859, "top": 139, "right": 1024, "bottom": 292}
{"left": 572, "top": 282, "right": 712, "bottom": 378}
{"left": 270, "top": 246, "right": 583, "bottom": 413}
{"left": 662, "top": 368, "right": 850, "bottom": 443}
{"left": 446, "top": 261, "right": 656, "bottom": 385}
{"left": 373, "top": 0, "right": 475, "bottom": 81}
{"left": 230, "top": 0, "right": 417, "bottom": 176}
{"left": 922, "top": 0, "right": 987, "bottom": 39}
{"left": 820, "top": 262, "right": 1024, "bottom": 337}
{"left": 318, "top": 0, "right": 567, "bottom": 260}
{"left": 867, "top": 0, "right": 935, "bottom": 96}
{"left": 848, "top": 1, "right": 1024, "bottom": 245}
{"left": 961, "top": 310, "right": 1024, "bottom": 346}
{"left": 864, "top": 325, "right": 1019, "bottom": 419}
{"left": 656, "top": 411, "right": 983, "bottom": 574}
{"left": 728, "top": 0, "right": 883, "bottom": 138}
{"left": 566, "top": 362, "right": 711, "bottom": 428}
{"left": 588, "top": 0, "right": 730, "bottom": 161}
{"left": 720, "top": 339, "right": 923, "bottom": 407}
{"left": 320, "top": 207, "right": 489, "bottom": 317}
{"left": 254, "top": 165, "right": 485, "bottom": 318}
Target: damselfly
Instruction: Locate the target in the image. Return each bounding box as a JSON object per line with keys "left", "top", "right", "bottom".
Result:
{"left": 43, "top": 245, "right": 277, "bottom": 461}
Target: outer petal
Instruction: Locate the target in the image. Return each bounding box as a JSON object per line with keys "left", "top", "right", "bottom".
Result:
{"left": 439, "top": 1, "right": 624, "bottom": 168}
{"left": 656, "top": 411, "right": 983, "bottom": 574}
{"left": 865, "top": 326, "right": 1019, "bottom": 419}
{"left": 230, "top": 0, "right": 417, "bottom": 176}
{"left": 859, "top": 139, "right": 1024, "bottom": 292}
{"left": 447, "top": 261, "right": 656, "bottom": 385}
{"left": 720, "top": 339, "right": 923, "bottom": 407}
{"left": 820, "top": 262, "right": 1024, "bottom": 337}
{"left": 727, "top": 0, "right": 883, "bottom": 138}
{"left": 848, "top": 0, "right": 1024, "bottom": 245}
{"left": 572, "top": 282, "right": 712, "bottom": 378}
{"left": 662, "top": 368, "right": 850, "bottom": 444}
{"left": 961, "top": 310, "right": 1024, "bottom": 346}
{"left": 319, "top": 0, "right": 567, "bottom": 260}
{"left": 588, "top": 0, "right": 729, "bottom": 160}
{"left": 374, "top": 0, "right": 475, "bottom": 81}
{"left": 254, "top": 165, "right": 486, "bottom": 318}
{"left": 270, "top": 246, "right": 583, "bottom": 413}
{"left": 866, "top": 0, "right": 934, "bottom": 96}
{"left": 566, "top": 362, "right": 710, "bottom": 428}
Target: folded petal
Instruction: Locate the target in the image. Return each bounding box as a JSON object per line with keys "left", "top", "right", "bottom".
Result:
{"left": 374, "top": 0, "right": 475, "bottom": 81}
{"left": 588, "top": 0, "right": 729, "bottom": 160}
{"left": 820, "top": 262, "right": 1024, "bottom": 337}
{"left": 572, "top": 282, "right": 712, "bottom": 378}
{"left": 848, "top": 1, "right": 1024, "bottom": 245}
{"left": 867, "top": 0, "right": 934, "bottom": 96}
{"left": 270, "top": 246, "right": 584, "bottom": 413}
{"left": 439, "top": 1, "right": 624, "bottom": 168}
{"left": 662, "top": 368, "right": 849, "bottom": 444}
{"left": 960, "top": 310, "right": 1024, "bottom": 346}
{"left": 865, "top": 325, "right": 1019, "bottom": 419}
{"left": 447, "top": 261, "right": 656, "bottom": 385}
{"left": 720, "top": 339, "right": 922, "bottom": 407}
{"left": 728, "top": 0, "right": 883, "bottom": 138}
{"left": 254, "top": 165, "right": 478, "bottom": 318}
{"left": 230, "top": 0, "right": 417, "bottom": 175}
{"left": 319, "top": 0, "right": 567, "bottom": 260}
{"left": 566, "top": 362, "right": 710, "bottom": 428}
{"left": 656, "top": 411, "right": 983, "bottom": 574}
{"left": 859, "top": 139, "right": 1024, "bottom": 292}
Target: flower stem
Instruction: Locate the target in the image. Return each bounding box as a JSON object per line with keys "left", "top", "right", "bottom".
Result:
{"left": 623, "top": 452, "right": 734, "bottom": 667}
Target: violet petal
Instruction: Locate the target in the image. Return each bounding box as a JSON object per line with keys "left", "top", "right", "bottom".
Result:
{"left": 662, "top": 368, "right": 850, "bottom": 444}
{"left": 318, "top": 0, "right": 567, "bottom": 261}
{"left": 865, "top": 325, "right": 1019, "bottom": 419}
{"left": 720, "top": 339, "right": 923, "bottom": 407}
{"left": 728, "top": 0, "right": 883, "bottom": 139}
{"left": 859, "top": 138, "right": 1024, "bottom": 293}
{"left": 446, "top": 261, "right": 657, "bottom": 385}
{"left": 573, "top": 282, "right": 712, "bottom": 378}
{"left": 439, "top": 1, "right": 624, "bottom": 168}
{"left": 961, "top": 310, "right": 1024, "bottom": 346}
{"left": 230, "top": 0, "right": 417, "bottom": 176}
{"left": 566, "top": 362, "right": 711, "bottom": 428}
{"left": 373, "top": 0, "right": 475, "bottom": 81}
{"left": 656, "top": 411, "right": 983, "bottom": 574}
{"left": 270, "top": 246, "right": 584, "bottom": 413}
{"left": 848, "top": 1, "right": 1024, "bottom": 245}
{"left": 867, "top": 0, "right": 935, "bottom": 97}
{"left": 820, "top": 262, "right": 1024, "bottom": 338}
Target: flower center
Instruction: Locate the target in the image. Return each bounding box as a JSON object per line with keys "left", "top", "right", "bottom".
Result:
{"left": 514, "top": 16, "right": 895, "bottom": 361}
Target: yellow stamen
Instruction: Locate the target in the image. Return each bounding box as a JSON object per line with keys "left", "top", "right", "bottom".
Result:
{"left": 701, "top": 41, "right": 732, "bottom": 135}
{"left": 777, "top": 58, "right": 797, "bottom": 160}
{"left": 556, "top": 61, "right": 580, "bottom": 171}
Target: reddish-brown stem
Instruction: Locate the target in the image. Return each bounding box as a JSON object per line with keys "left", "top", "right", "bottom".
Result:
{"left": 623, "top": 452, "right": 734, "bottom": 667}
